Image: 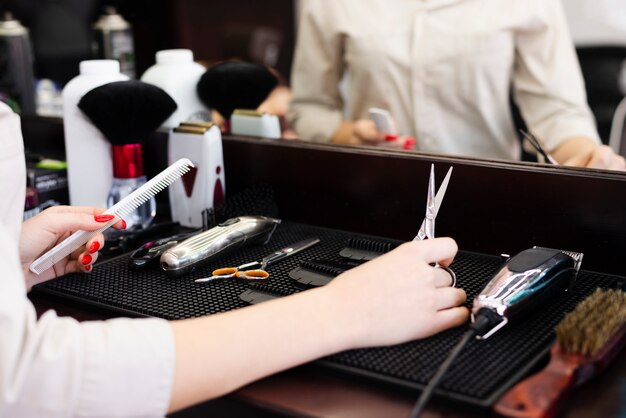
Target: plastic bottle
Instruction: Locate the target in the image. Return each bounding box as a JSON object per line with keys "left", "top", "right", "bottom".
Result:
{"left": 62, "top": 60, "right": 128, "bottom": 208}
{"left": 140, "top": 49, "right": 210, "bottom": 128}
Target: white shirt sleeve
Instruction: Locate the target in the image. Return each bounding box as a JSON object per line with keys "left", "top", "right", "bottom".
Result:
{"left": 0, "top": 103, "right": 175, "bottom": 418}
{"left": 513, "top": 0, "right": 601, "bottom": 152}
{"left": 287, "top": 0, "right": 345, "bottom": 142}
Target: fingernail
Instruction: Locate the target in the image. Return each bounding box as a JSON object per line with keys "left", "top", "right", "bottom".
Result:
{"left": 85, "top": 265, "right": 92, "bottom": 272}
{"left": 88, "top": 242, "right": 100, "bottom": 253}
{"left": 81, "top": 254, "right": 92, "bottom": 265}
{"left": 94, "top": 214, "right": 115, "bottom": 223}
{"left": 120, "top": 219, "right": 127, "bottom": 230}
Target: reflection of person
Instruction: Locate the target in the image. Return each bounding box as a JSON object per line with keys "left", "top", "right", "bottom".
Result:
{"left": 1, "top": 102, "right": 467, "bottom": 416}
{"left": 288, "top": 0, "right": 626, "bottom": 170}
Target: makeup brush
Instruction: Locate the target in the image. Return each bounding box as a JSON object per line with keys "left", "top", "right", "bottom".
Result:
{"left": 196, "top": 60, "right": 278, "bottom": 131}
{"left": 78, "top": 80, "right": 177, "bottom": 229}
{"left": 494, "top": 288, "right": 626, "bottom": 418}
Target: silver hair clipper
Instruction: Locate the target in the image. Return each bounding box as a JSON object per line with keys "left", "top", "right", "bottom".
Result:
{"left": 471, "top": 246, "right": 584, "bottom": 339}
{"left": 160, "top": 216, "right": 281, "bottom": 276}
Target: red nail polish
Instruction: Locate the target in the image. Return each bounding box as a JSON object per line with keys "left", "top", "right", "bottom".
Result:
{"left": 121, "top": 219, "right": 127, "bottom": 230}
{"left": 81, "top": 254, "right": 92, "bottom": 265}
{"left": 94, "top": 214, "right": 115, "bottom": 223}
{"left": 88, "top": 242, "right": 100, "bottom": 253}
{"left": 85, "top": 265, "right": 92, "bottom": 272}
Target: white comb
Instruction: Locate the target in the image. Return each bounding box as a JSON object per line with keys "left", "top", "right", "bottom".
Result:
{"left": 29, "top": 158, "right": 195, "bottom": 275}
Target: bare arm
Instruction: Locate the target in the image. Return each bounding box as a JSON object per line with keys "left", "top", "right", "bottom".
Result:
{"left": 168, "top": 238, "right": 467, "bottom": 412}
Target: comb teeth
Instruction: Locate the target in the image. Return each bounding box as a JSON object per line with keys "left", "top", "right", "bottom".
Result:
{"left": 248, "top": 284, "right": 298, "bottom": 297}
{"left": 339, "top": 238, "right": 397, "bottom": 261}
{"left": 347, "top": 238, "right": 394, "bottom": 253}
{"left": 29, "top": 159, "right": 194, "bottom": 275}
{"left": 299, "top": 260, "right": 350, "bottom": 277}
{"left": 109, "top": 160, "right": 194, "bottom": 218}
{"left": 556, "top": 288, "right": 626, "bottom": 356}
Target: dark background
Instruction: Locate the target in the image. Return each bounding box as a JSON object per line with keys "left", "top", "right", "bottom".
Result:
{"left": 1, "top": 0, "right": 296, "bottom": 85}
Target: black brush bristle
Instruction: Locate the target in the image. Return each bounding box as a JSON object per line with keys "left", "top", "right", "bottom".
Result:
{"left": 78, "top": 80, "right": 177, "bottom": 144}
{"left": 196, "top": 60, "right": 278, "bottom": 119}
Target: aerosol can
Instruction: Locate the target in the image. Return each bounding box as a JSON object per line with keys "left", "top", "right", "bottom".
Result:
{"left": 0, "top": 12, "right": 36, "bottom": 115}
{"left": 93, "top": 7, "right": 136, "bottom": 78}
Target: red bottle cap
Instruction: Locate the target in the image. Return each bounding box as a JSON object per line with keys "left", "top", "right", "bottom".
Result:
{"left": 112, "top": 144, "right": 144, "bottom": 179}
{"left": 384, "top": 134, "right": 399, "bottom": 142}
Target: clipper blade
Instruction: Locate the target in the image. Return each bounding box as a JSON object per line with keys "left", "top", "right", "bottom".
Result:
{"left": 534, "top": 246, "right": 584, "bottom": 273}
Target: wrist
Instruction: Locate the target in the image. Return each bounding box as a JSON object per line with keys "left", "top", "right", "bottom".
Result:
{"left": 312, "top": 284, "right": 362, "bottom": 352}
{"left": 331, "top": 121, "right": 359, "bottom": 145}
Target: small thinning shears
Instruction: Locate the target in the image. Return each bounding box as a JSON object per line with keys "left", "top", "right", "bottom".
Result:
{"left": 195, "top": 238, "right": 320, "bottom": 283}
{"left": 413, "top": 164, "right": 456, "bottom": 287}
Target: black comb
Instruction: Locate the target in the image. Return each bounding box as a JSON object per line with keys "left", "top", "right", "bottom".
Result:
{"left": 239, "top": 284, "right": 300, "bottom": 305}
{"left": 289, "top": 260, "right": 357, "bottom": 288}
{"left": 339, "top": 238, "right": 397, "bottom": 261}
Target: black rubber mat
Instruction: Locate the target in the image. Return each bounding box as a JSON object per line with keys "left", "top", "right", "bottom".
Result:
{"left": 34, "top": 222, "right": 626, "bottom": 409}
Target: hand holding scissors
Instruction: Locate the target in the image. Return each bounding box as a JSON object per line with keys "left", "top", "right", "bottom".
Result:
{"left": 195, "top": 238, "right": 320, "bottom": 283}
{"left": 413, "top": 164, "right": 457, "bottom": 287}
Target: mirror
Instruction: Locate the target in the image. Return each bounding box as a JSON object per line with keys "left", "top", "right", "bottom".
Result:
{"left": 158, "top": 0, "right": 626, "bottom": 171}
{"left": 283, "top": 0, "right": 626, "bottom": 171}
{"left": 5, "top": 0, "right": 626, "bottom": 171}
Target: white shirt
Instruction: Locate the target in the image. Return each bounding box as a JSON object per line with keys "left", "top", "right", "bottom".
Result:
{"left": 0, "top": 103, "right": 174, "bottom": 417}
{"left": 288, "top": 0, "right": 600, "bottom": 160}
{"left": 563, "top": 0, "right": 626, "bottom": 46}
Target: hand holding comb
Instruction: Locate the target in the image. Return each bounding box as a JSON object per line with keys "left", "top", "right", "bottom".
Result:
{"left": 29, "top": 159, "right": 194, "bottom": 275}
{"left": 495, "top": 288, "right": 626, "bottom": 418}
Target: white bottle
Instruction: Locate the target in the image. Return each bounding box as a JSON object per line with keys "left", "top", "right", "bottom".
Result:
{"left": 140, "top": 49, "right": 209, "bottom": 128}
{"left": 63, "top": 60, "right": 128, "bottom": 208}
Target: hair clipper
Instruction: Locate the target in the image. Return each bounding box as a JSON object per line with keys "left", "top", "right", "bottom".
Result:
{"left": 471, "top": 246, "right": 584, "bottom": 339}
{"left": 168, "top": 122, "right": 225, "bottom": 228}
{"left": 160, "top": 216, "right": 281, "bottom": 276}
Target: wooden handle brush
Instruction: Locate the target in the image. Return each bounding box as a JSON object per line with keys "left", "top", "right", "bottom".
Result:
{"left": 495, "top": 288, "right": 626, "bottom": 418}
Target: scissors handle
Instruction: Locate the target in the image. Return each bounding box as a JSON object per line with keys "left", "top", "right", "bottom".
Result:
{"left": 194, "top": 267, "right": 270, "bottom": 283}
{"left": 236, "top": 270, "right": 270, "bottom": 281}
{"left": 435, "top": 264, "right": 457, "bottom": 288}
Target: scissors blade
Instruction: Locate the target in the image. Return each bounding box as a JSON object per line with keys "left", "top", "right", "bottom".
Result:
{"left": 194, "top": 275, "right": 223, "bottom": 283}
{"left": 519, "top": 130, "right": 558, "bottom": 165}
{"left": 260, "top": 238, "right": 321, "bottom": 270}
{"left": 413, "top": 166, "right": 453, "bottom": 241}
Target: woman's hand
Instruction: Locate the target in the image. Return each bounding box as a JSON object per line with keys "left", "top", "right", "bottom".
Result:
{"left": 553, "top": 137, "right": 626, "bottom": 170}
{"left": 168, "top": 237, "right": 467, "bottom": 411}
{"left": 324, "top": 238, "right": 468, "bottom": 348}
{"left": 20, "top": 206, "right": 126, "bottom": 290}
{"left": 332, "top": 119, "right": 386, "bottom": 145}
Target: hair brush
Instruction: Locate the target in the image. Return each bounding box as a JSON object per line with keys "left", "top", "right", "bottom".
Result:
{"left": 196, "top": 60, "right": 278, "bottom": 121}
{"left": 494, "top": 288, "right": 626, "bottom": 418}
{"left": 78, "top": 80, "right": 177, "bottom": 229}
{"left": 78, "top": 80, "right": 177, "bottom": 143}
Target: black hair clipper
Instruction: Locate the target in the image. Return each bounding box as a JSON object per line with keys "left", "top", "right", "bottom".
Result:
{"left": 471, "top": 246, "right": 584, "bottom": 339}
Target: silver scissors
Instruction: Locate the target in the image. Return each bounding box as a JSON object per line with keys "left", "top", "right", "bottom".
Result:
{"left": 195, "top": 238, "right": 320, "bottom": 283}
{"left": 413, "top": 164, "right": 456, "bottom": 287}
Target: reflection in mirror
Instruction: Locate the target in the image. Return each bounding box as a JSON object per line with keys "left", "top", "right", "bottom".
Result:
{"left": 285, "top": 0, "right": 626, "bottom": 172}
{"left": 4, "top": 0, "right": 625, "bottom": 172}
